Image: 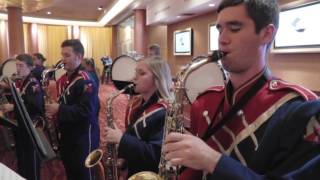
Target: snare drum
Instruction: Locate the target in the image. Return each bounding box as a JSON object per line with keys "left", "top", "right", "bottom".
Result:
{"left": 184, "top": 56, "right": 226, "bottom": 103}
{"left": 0, "top": 58, "right": 17, "bottom": 77}
{"left": 111, "top": 55, "right": 137, "bottom": 93}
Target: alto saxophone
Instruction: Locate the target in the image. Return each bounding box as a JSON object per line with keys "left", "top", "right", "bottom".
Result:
{"left": 129, "top": 50, "right": 225, "bottom": 180}
{"left": 85, "top": 84, "right": 134, "bottom": 180}
{"left": 41, "top": 62, "right": 65, "bottom": 152}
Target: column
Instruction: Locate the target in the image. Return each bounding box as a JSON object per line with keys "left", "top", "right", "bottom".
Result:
{"left": 134, "top": 9, "right": 147, "bottom": 57}
{"left": 7, "top": 6, "right": 25, "bottom": 57}
{"left": 111, "top": 25, "right": 118, "bottom": 59}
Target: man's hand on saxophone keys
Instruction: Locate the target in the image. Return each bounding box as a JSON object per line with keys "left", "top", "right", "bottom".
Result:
{"left": 105, "top": 123, "right": 123, "bottom": 144}
{"left": 163, "top": 132, "right": 222, "bottom": 174}
{"left": 45, "top": 102, "right": 59, "bottom": 119}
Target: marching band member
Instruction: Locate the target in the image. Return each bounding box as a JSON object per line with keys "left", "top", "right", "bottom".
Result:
{"left": 82, "top": 57, "right": 100, "bottom": 89}
{"left": 148, "top": 44, "right": 161, "bottom": 57}
{"left": 45, "top": 39, "right": 100, "bottom": 180}
{"left": 105, "top": 56, "right": 174, "bottom": 178}
{"left": 163, "top": 0, "right": 320, "bottom": 179}
{"left": 32, "top": 53, "right": 47, "bottom": 82}
{"left": 0, "top": 54, "right": 44, "bottom": 180}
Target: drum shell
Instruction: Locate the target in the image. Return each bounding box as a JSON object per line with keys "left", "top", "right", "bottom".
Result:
{"left": 0, "top": 59, "right": 17, "bottom": 77}
{"left": 111, "top": 55, "right": 137, "bottom": 94}
{"left": 184, "top": 56, "right": 225, "bottom": 103}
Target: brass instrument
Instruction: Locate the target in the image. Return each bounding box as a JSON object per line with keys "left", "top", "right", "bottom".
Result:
{"left": 129, "top": 50, "right": 225, "bottom": 180}
{"left": 41, "top": 62, "right": 65, "bottom": 152}
{"left": 0, "top": 76, "right": 16, "bottom": 150}
{"left": 85, "top": 84, "right": 134, "bottom": 180}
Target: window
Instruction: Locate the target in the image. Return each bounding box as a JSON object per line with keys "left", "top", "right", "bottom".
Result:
{"left": 209, "top": 23, "right": 219, "bottom": 53}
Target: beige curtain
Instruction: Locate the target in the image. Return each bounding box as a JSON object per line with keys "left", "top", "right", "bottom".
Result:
{"left": 23, "top": 23, "right": 30, "bottom": 54}
{"left": 37, "top": 24, "right": 67, "bottom": 67}
{"left": 79, "top": 26, "right": 113, "bottom": 73}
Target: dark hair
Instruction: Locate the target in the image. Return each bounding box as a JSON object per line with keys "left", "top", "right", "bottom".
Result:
{"left": 84, "top": 58, "right": 96, "bottom": 68}
{"left": 218, "top": 0, "right": 279, "bottom": 33}
{"left": 61, "top": 39, "right": 84, "bottom": 57}
{"left": 16, "top": 54, "right": 33, "bottom": 67}
{"left": 148, "top": 44, "right": 161, "bottom": 56}
{"left": 33, "top": 53, "right": 46, "bottom": 62}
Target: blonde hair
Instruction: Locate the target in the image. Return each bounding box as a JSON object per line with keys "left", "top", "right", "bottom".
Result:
{"left": 142, "top": 56, "right": 174, "bottom": 101}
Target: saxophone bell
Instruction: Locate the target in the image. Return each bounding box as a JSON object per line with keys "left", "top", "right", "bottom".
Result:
{"left": 85, "top": 84, "right": 134, "bottom": 180}
{"left": 85, "top": 149, "right": 104, "bottom": 168}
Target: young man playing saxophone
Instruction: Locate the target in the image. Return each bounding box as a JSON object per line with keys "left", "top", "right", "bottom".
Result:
{"left": 163, "top": 0, "right": 320, "bottom": 179}
{"left": 45, "top": 39, "right": 100, "bottom": 180}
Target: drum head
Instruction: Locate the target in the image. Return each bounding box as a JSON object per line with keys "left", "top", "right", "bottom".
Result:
{"left": 54, "top": 60, "right": 66, "bottom": 81}
{"left": 111, "top": 55, "right": 137, "bottom": 93}
{"left": 184, "top": 56, "right": 225, "bottom": 103}
{"left": 0, "top": 59, "right": 17, "bottom": 77}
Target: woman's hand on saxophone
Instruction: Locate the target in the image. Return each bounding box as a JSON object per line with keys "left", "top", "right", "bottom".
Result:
{"left": 45, "top": 102, "right": 59, "bottom": 118}
{"left": 105, "top": 123, "right": 123, "bottom": 144}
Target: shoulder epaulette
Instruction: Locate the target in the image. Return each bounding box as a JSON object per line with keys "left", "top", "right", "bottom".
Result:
{"left": 269, "top": 79, "right": 318, "bottom": 101}
{"left": 156, "top": 98, "right": 168, "bottom": 109}
{"left": 78, "top": 70, "right": 90, "bottom": 80}
{"left": 197, "top": 85, "right": 225, "bottom": 98}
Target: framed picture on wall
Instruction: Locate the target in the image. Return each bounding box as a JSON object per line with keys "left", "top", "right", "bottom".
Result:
{"left": 272, "top": 1, "right": 320, "bottom": 53}
{"left": 208, "top": 23, "right": 219, "bottom": 53}
{"left": 174, "top": 28, "right": 193, "bottom": 56}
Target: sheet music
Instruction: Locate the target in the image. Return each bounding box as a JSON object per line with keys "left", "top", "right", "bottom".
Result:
{"left": 0, "top": 163, "right": 26, "bottom": 180}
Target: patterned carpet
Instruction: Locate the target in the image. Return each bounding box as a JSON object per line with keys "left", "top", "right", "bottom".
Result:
{"left": 0, "top": 83, "right": 128, "bottom": 180}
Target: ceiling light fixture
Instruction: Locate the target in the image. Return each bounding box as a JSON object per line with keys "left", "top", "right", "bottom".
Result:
{"left": 209, "top": 3, "right": 215, "bottom": 7}
{"left": 97, "top": 6, "right": 103, "bottom": 11}
{"left": 0, "top": 0, "right": 135, "bottom": 26}
{"left": 98, "top": 0, "right": 135, "bottom": 25}
{"left": 46, "top": 11, "right": 52, "bottom": 15}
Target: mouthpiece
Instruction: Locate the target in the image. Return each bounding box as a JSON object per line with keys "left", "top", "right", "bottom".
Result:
{"left": 211, "top": 50, "right": 225, "bottom": 62}
{"left": 56, "top": 62, "right": 65, "bottom": 69}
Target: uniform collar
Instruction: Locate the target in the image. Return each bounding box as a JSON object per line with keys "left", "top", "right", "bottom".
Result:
{"left": 131, "top": 92, "right": 160, "bottom": 123}
{"left": 225, "top": 67, "right": 272, "bottom": 105}
{"left": 67, "top": 65, "right": 81, "bottom": 82}
{"left": 21, "top": 73, "right": 33, "bottom": 86}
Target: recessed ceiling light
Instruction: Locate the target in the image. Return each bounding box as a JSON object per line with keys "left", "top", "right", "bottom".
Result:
{"left": 177, "top": 16, "right": 181, "bottom": 18}
{"left": 209, "top": 3, "right": 215, "bottom": 7}
{"left": 46, "top": 11, "right": 52, "bottom": 15}
{"left": 97, "top": 6, "right": 103, "bottom": 11}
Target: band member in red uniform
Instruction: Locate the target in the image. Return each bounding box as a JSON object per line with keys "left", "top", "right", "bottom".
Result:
{"left": 32, "top": 53, "right": 46, "bottom": 82}
{"left": 0, "top": 54, "right": 44, "bottom": 180}
{"left": 46, "top": 39, "right": 100, "bottom": 180}
{"left": 163, "top": 0, "right": 320, "bottom": 179}
{"left": 105, "top": 56, "right": 174, "bottom": 178}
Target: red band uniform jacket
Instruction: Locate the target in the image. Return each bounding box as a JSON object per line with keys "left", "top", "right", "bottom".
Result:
{"left": 15, "top": 74, "right": 44, "bottom": 180}
{"left": 56, "top": 66, "right": 100, "bottom": 180}
{"left": 119, "top": 93, "right": 168, "bottom": 177}
{"left": 181, "top": 69, "right": 320, "bottom": 180}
